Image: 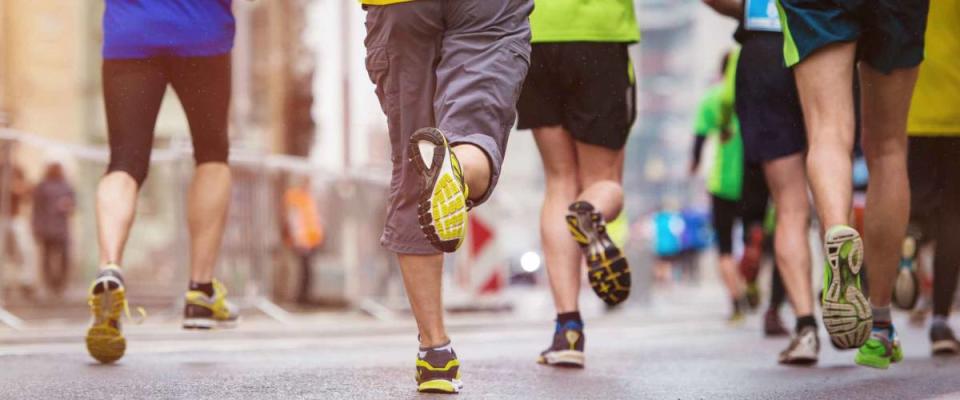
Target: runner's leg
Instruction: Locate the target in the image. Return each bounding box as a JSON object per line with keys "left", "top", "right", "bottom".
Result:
{"left": 930, "top": 138, "right": 960, "bottom": 353}
{"left": 858, "top": 63, "right": 918, "bottom": 309}
{"left": 168, "top": 55, "right": 232, "bottom": 285}
{"left": 764, "top": 154, "right": 813, "bottom": 318}
{"left": 576, "top": 142, "right": 624, "bottom": 220}
{"left": 534, "top": 126, "right": 581, "bottom": 313}
{"left": 712, "top": 195, "right": 745, "bottom": 311}
{"left": 98, "top": 58, "right": 167, "bottom": 266}
{"left": 794, "top": 42, "right": 857, "bottom": 230}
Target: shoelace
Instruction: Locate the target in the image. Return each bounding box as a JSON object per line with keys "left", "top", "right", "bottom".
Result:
{"left": 89, "top": 292, "right": 147, "bottom": 325}
{"left": 213, "top": 279, "right": 228, "bottom": 299}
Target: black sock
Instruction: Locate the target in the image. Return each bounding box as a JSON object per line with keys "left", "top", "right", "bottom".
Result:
{"left": 795, "top": 315, "right": 817, "bottom": 333}
{"left": 190, "top": 281, "right": 215, "bottom": 297}
{"left": 557, "top": 311, "right": 583, "bottom": 326}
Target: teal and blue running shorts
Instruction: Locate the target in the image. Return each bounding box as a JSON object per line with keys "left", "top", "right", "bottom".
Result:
{"left": 777, "top": 0, "right": 930, "bottom": 73}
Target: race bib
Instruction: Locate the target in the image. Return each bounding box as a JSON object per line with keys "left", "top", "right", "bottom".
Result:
{"left": 745, "top": 0, "right": 782, "bottom": 32}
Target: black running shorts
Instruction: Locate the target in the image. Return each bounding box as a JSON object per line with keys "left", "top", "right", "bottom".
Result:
{"left": 517, "top": 42, "right": 636, "bottom": 150}
{"left": 735, "top": 34, "right": 807, "bottom": 164}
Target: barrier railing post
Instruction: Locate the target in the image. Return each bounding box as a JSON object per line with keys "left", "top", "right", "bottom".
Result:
{"left": 0, "top": 140, "right": 24, "bottom": 330}
{"left": 245, "top": 162, "right": 292, "bottom": 324}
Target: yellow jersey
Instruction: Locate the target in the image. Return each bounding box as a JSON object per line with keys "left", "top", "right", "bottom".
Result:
{"left": 908, "top": 0, "right": 960, "bottom": 136}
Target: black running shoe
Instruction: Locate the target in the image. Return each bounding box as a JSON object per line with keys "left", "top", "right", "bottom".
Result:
{"left": 416, "top": 345, "right": 463, "bottom": 394}
{"left": 930, "top": 323, "right": 960, "bottom": 356}
{"left": 566, "top": 201, "right": 631, "bottom": 306}
{"left": 538, "top": 320, "right": 585, "bottom": 368}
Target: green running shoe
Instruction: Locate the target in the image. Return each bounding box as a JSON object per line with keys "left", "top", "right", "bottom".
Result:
{"left": 855, "top": 327, "right": 904, "bottom": 369}
{"left": 821, "top": 225, "right": 872, "bottom": 349}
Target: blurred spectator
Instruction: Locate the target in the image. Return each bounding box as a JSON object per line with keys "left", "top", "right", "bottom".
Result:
{"left": 2, "top": 163, "right": 38, "bottom": 299}
{"left": 283, "top": 177, "right": 324, "bottom": 305}
{"left": 31, "top": 162, "right": 75, "bottom": 297}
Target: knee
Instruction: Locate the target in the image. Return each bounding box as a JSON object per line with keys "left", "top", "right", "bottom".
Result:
{"left": 193, "top": 137, "right": 229, "bottom": 165}
{"left": 776, "top": 206, "right": 810, "bottom": 234}
{"left": 543, "top": 161, "right": 580, "bottom": 193}
{"left": 106, "top": 159, "right": 148, "bottom": 187}
{"left": 861, "top": 133, "right": 907, "bottom": 163}
{"left": 544, "top": 172, "right": 579, "bottom": 198}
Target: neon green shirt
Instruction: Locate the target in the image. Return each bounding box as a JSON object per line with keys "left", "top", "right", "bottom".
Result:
{"left": 530, "top": 0, "right": 640, "bottom": 43}
{"left": 694, "top": 82, "right": 743, "bottom": 201}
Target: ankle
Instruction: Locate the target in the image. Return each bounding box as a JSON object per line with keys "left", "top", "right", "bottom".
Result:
{"left": 189, "top": 281, "right": 215, "bottom": 297}
{"left": 872, "top": 305, "right": 892, "bottom": 323}
{"left": 556, "top": 311, "right": 583, "bottom": 329}
{"left": 101, "top": 262, "right": 121, "bottom": 271}
{"left": 418, "top": 333, "right": 451, "bottom": 349}
{"left": 932, "top": 315, "right": 948, "bottom": 328}
{"left": 795, "top": 315, "right": 817, "bottom": 333}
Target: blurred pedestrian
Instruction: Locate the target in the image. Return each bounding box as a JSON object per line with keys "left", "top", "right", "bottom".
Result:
{"left": 780, "top": 0, "right": 928, "bottom": 369}
{"left": 516, "top": 0, "right": 639, "bottom": 368}
{"left": 361, "top": 0, "right": 532, "bottom": 393}
{"left": 690, "top": 49, "right": 750, "bottom": 323}
{"left": 899, "top": 0, "right": 960, "bottom": 357}
{"left": 31, "top": 162, "right": 74, "bottom": 298}
{"left": 2, "top": 163, "right": 37, "bottom": 300}
{"left": 87, "top": 0, "right": 239, "bottom": 364}
{"left": 283, "top": 177, "right": 324, "bottom": 305}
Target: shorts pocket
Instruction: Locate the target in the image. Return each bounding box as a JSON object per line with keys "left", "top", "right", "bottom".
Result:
{"left": 365, "top": 46, "right": 396, "bottom": 117}
{"left": 496, "top": 39, "right": 532, "bottom": 132}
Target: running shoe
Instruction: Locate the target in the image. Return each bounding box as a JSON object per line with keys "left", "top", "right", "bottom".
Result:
{"left": 764, "top": 309, "right": 789, "bottom": 337}
{"left": 930, "top": 322, "right": 960, "bottom": 356}
{"left": 778, "top": 326, "right": 819, "bottom": 365}
{"left": 416, "top": 345, "right": 463, "bottom": 394}
{"left": 183, "top": 279, "right": 239, "bottom": 329}
{"left": 728, "top": 296, "right": 749, "bottom": 325}
{"left": 85, "top": 265, "right": 143, "bottom": 364}
{"left": 821, "top": 225, "right": 872, "bottom": 349}
{"left": 408, "top": 128, "right": 469, "bottom": 253}
{"left": 728, "top": 309, "right": 746, "bottom": 325}
{"left": 567, "top": 201, "right": 631, "bottom": 306}
{"left": 893, "top": 236, "right": 919, "bottom": 310}
{"left": 855, "top": 327, "right": 904, "bottom": 369}
{"left": 745, "top": 282, "right": 761, "bottom": 310}
{"left": 538, "top": 320, "right": 585, "bottom": 368}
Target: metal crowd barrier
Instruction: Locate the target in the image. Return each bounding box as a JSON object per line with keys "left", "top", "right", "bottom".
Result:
{"left": 0, "top": 128, "right": 410, "bottom": 326}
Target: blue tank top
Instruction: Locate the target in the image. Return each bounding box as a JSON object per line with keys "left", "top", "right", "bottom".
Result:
{"left": 102, "top": 0, "right": 235, "bottom": 59}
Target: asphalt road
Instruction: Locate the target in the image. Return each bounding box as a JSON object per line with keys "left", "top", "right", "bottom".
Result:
{"left": 1, "top": 288, "right": 959, "bottom": 399}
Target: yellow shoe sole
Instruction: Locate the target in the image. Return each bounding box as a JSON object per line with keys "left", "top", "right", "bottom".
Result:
{"left": 86, "top": 324, "right": 126, "bottom": 364}
{"left": 86, "top": 286, "right": 127, "bottom": 364}
{"left": 418, "top": 379, "right": 462, "bottom": 394}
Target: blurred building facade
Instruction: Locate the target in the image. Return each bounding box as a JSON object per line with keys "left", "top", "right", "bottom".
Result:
{"left": 0, "top": 0, "right": 324, "bottom": 302}
{"left": 0, "top": 0, "right": 317, "bottom": 157}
